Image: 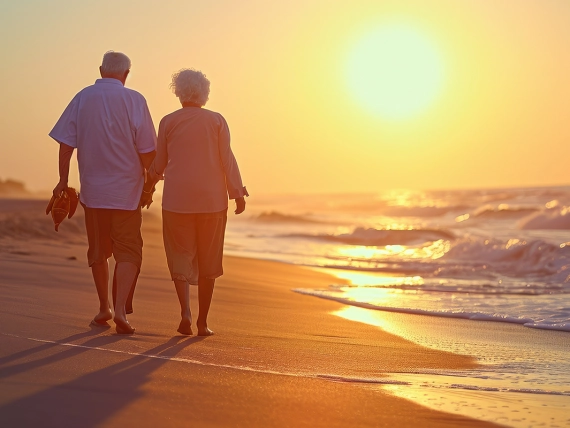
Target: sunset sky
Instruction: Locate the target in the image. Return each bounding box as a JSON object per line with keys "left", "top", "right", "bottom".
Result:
{"left": 1, "top": 0, "right": 570, "bottom": 194}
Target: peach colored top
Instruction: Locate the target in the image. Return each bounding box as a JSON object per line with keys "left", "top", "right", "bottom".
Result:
{"left": 154, "top": 106, "right": 246, "bottom": 213}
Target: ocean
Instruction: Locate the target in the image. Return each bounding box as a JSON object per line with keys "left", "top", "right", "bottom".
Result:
{"left": 226, "top": 186, "right": 570, "bottom": 332}
{"left": 224, "top": 186, "right": 570, "bottom": 427}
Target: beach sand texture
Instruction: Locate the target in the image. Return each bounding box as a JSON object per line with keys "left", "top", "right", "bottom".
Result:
{"left": 0, "top": 199, "right": 501, "bottom": 427}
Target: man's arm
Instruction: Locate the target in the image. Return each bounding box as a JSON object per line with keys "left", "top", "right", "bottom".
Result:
{"left": 138, "top": 150, "right": 157, "bottom": 209}
{"left": 143, "top": 119, "right": 168, "bottom": 194}
{"left": 139, "top": 150, "right": 156, "bottom": 171}
{"left": 53, "top": 143, "right": 75, "bottom": 197}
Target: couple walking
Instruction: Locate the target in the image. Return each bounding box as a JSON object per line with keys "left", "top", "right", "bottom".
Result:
{"left": 49, "top": 51, "right": 248, "bottom": 336}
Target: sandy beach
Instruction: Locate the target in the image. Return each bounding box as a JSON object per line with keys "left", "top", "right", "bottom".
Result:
{"left": 0, "top": 200, "right": 504, "bottom": 427}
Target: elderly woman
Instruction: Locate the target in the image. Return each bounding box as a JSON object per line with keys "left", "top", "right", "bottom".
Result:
{"left": 145, "top": 69, "right": 247, "bottom": 336}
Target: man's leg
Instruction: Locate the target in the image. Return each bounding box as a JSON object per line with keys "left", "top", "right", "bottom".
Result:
{"left": 83, "top": 204, "right": 113, "bottom": 326}
{"left": 174, "top": 279, "right": 192, "bottom": 335}
{"left": 113, "top": 261, "right": 138, "bottom": 334}
{"left": 110, "top": 207, "right": 142, "bottom": 334}
{"left": 197, "top": 277, "right": 215, "bottom": 336}
{"left": 112, "top": 264, "right": 139, "bottom": 314}
{"left": 91, "top": 260, "right": 112, "bottom": 324}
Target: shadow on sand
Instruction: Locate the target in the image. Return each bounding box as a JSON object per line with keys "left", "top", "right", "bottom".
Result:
{"left": 0, "top": 329, "right": 203, "bottom": 427}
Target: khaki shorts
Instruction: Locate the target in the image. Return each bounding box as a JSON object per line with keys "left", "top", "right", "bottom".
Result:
{"left": 83, "top": 204, "right": 143, "bottom": 268}
{"left": 162, "top": 209, "right": 227, "bottom": 284}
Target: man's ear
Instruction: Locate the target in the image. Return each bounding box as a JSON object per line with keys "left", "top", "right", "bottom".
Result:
{"left": 99, "top": 66, "right": 103, "bottom": 77}
{"left": 122, "top": 69, "right": 130, "bottom": 83}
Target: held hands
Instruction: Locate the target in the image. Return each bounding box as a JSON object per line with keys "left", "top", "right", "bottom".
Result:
{"left": 140, "top": 187, "right": 155, "bottom": 209}
{"left": 234, "top": 196, "right": 246, "bottom": 215}
{"left": 140, "top": 167, "right": 162, "bottom": 210}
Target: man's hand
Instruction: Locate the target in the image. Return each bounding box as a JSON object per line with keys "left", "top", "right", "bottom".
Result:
{"left": 234, "top": 197, "right": 246, "bottom": 215}
{"left": 140, "top": 188, "right": 154, "bottom": 209}
{"left": 52, "top": 181, "right": 67, "bottom": 198}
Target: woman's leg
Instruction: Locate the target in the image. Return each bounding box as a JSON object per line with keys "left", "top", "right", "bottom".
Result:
{"left": 174, "top": 279, "right": 192, "bottom": 335}
{"left": 197, "top": 277, "right": 215, "bottom": 336}
{"left": 163, "top": 209, "right": 198, "bottom": 334}
{"left": 195, "top": 210, "right": 226, "bottom": 336}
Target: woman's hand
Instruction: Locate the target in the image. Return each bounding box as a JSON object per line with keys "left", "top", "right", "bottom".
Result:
{"left": 234, "top": 197, "right": 246, "bottom": 215}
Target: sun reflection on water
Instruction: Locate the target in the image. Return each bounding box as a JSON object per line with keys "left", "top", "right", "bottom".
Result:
{"left": 381, "top": 189, "right": 453, "bottom": 209}
{"left": 335, "top": 239, "right": 450, "bottom": 262}
{"left": 333, "top": 306, "right": 401, "bottom": 334}
{"left": 322, "top": 268, "right": 424, "bottom": 288}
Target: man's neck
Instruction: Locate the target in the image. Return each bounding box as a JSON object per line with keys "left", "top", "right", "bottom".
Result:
{"left": 100, "top": 74, "right": 126, "bottom": 86}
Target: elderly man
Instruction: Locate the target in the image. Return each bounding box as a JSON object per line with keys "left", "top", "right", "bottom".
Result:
{"left": 49, "top": 51, "right": 157, "bottom": 334}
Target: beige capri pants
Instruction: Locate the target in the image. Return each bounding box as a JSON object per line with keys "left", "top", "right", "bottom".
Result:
{"left": 162, "top": 209, "right": 227, "bottom": 285}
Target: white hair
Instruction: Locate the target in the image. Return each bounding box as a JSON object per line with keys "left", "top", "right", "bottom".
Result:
{"left": 170, "top": 69, "right": 210, "bottom": 106}
{"left": 101, "top": 51, "right": 131, "bottom": 75}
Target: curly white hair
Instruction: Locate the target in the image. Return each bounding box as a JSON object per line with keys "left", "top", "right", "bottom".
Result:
{"left": 101, "top": 51, "right": 131, "bottom": 75}
{"left": 170, "top": 69, "right": 210, "bottom": 106}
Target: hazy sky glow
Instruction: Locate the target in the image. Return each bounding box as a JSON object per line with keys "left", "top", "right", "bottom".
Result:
{"left": 1, "top": 0, "right": 570, "bottom": 194}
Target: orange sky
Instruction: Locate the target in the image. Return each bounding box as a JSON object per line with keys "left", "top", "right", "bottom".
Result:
{"left": 1, "top": 0, "right": 570, "bottom": 194}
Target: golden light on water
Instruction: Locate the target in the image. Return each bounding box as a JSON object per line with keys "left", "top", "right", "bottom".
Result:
{"left": 337, "top": 246, "right": 384, "bottom": 260}
{"left": 336, "top": 239, "right": 450, "bottom": 262}
{"left": 455, "top": 213, "right": 470, "bottom": 223}
{"left": 333, "top": 306, "right": 400, "bottom": 333}
{"left": 326, "top": 269, "right": 424, "bottom": 288}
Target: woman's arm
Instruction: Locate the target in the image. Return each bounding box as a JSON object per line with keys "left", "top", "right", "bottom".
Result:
{"left": 153, "top": 121, "right": 168, "bottom": 176}
{"left": 140, "top": 120, "right": 167, "bottom": 208}
{"left": 218, "top": 115, "right": 247, "bottom": 200}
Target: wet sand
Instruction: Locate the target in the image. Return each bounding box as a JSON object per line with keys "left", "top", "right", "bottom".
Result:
{"left": 0, "top": 221, "right": 501, "bottom": 427}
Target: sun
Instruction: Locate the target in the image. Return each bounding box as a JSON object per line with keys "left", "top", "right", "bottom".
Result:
{"left": 345, "top": 24, "right": 445, "bottom": 120}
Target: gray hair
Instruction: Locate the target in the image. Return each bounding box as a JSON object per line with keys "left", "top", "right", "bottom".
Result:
{"left": 101, "top": 51, "right": 131, "bottom": 75}
{"left": 170, "top": 69, "right": 210, "bottom": 106}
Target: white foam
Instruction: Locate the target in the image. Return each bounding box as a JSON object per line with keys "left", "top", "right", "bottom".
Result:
{"left": 293, "top": 288, "right": 570, "bottom": 333}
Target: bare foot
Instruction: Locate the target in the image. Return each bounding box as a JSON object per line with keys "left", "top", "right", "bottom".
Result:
{"left": 92, "top": 308, "right": 113, "bottom": 326}
{"left": 177, "top": 318, "right": 193, "bottom": 335}
{"left": 114, "top": 317, "right": 135, "bottom": 335}
{"left": 197, "top": 325, "right": 214, "bottom": 336}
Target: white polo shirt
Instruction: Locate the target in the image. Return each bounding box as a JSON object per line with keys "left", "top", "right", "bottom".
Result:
{"left": 49, "top": 78, "right": 157, "bottom": 210}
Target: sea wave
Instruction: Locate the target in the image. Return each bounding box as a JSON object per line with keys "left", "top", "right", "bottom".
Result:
{"left": 325, "top": 277, "right": 566, "bottom": 295}
{"left": 381, "top": 205, "right": 468, "bottom": 217}
{"left": 519, "top": 206, "right": 570, "bottom": 230}
{"left": 286, "top": 227, "right": 455, "bottom": 246}
{"left": 312, "top": 236, "right": 570, "bottom": 284}
{"left": 336, "top": 202, "right": 469, "bottom": 217}
{"left": 254, "top": 211, "right": 324, "bottom": 224}
{"left": 293, "top": 289, "right": 570, "bottom": 332}
{"left": 472, "top": 204, "right": 539, "bottom": 219}
{"left": 442, "top": 237, "right": 566, "bottom": 274}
